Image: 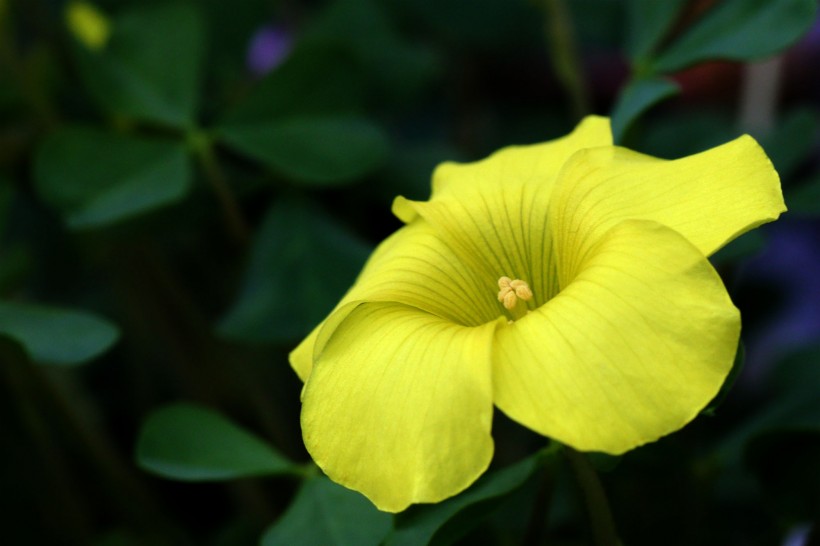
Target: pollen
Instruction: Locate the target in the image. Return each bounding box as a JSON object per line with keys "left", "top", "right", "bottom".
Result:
{"left": 497, "top": 276, "right": 533, "bottom": 310}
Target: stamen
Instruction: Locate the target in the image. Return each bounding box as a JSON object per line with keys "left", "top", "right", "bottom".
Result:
{"left": 497, "top": 276, "right": 534, "bottom": 318}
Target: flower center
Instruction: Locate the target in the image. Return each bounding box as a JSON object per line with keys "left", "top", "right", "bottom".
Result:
{"left": 497, "top": 276, "right": 533, "bottom": 321}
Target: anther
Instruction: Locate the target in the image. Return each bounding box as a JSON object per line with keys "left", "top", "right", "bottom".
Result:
{"left": 497, "top": 276, "right": 533, "bottom": 311}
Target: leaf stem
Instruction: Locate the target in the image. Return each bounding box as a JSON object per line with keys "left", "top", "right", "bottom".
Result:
{"left": 189, "top": 131, "right": 251, "bottom": 245}
{"left": 542, "top": 0, "right": 590, "bottom": 121}
{"left": 564, "top": 447, "right": 620, "bottom": 546}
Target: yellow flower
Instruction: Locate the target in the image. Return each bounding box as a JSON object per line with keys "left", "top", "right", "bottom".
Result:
{"left": 65, "top": 1, "right": 111, "bottom": 51}
{"left": 290, "top": 116, "right": 785, "bottom": 512}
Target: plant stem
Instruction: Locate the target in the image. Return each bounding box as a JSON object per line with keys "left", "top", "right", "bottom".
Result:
{"left": 564, "top": 447, "right": 619, "bottom": 546}
{"left": 3, "top": 353, "right": 93, "bottom": 545}
{"left": 738, "top": 56, "right": 783, "bottom": 137}
{"left": 190, "top": 132, "right": 251, "bottom": 245}
{"left": 542, "top": 0, "right": 590, "bottom": 121}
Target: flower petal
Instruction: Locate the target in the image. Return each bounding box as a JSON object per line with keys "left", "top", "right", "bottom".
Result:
{"left": 301, "top": 302, "right": 501, "bottom": 512}
{"left": 392, "top": 116, "right": 612, "bottom": 305}
{"left": 492, "top": 219, "right": 739, "bottom": 454}
{"left": 549, "top": 135, "right": 784, "bottom": 280}
{"left": 289, "top": 219, "right": 501, "bottom": 381}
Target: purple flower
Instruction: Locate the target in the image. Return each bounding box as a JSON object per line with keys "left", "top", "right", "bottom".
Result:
{"left": 740, "top": 219, "right": 820, "bottom": 383}
{"left": 246, "top": 25, "right": 293, "bottom": 77}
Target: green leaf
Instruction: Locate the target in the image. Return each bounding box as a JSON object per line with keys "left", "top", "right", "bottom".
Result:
{"left": 625, "top": 0, "right": 688, "bottom": 63}
{"left": 218, "top": 199, "right": 371, "bottom": 344}
{"left": 758, "top": 108, "right": 819, "bottom": 180}
{"left": 701, "top": 343, "right": 745, "bottom": 416}
{"left": 632, "top": 109, "right": 736, "bottom": 159}
{"left": 387, "top": 453, "right": 544, "bottom": 546}
{"left": 0, "top": 176, "right": 12, "bottom": 236}
{"left": 260, "top": 476, "right": 392, "bottom": 546}
{"left": 744, "top": 429, "right": 820, "bottom": 521}
{"left": 34, "top": 126, "right": 192, "bottom": 229}
{"left": 786, "top": 173, "right": 820, "bottom": 217}
{"left": 0, "top": 301, "right": 119, "bottom": 366}
{"left": 219, "top": 42, "right": 365, "bottom": 125}
{"left": 650, "top": 0, "right": 818, "bottom": 73}
{"left": 709, "top": 230, "right": 766, "bottom": 266}
{"left": 610, "top": 77, "right": 680, "bottom": 144}
{"left": 72, "top": 2, "right": 204, "bottom": 127}
{"left": 717, "top": 345, "right": 820, "bottom": 463}
{"left": 218, "top": 116, "right": 389, "bottom": 186}
{"left": 307, "top": 0, "right": 439, "bottom": 103}
{"left": 136, "top": 403, "right": 296, "bottom": 481}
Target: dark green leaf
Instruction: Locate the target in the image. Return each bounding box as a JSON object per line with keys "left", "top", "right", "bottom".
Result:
{"left": 709, "top": 230, "right": 766, "bottom": 266}
{"left": 0, "top": 301, "right": 119, "bottom": 366}
{"left": 72, "top": 3, "right": 204, "bottom": 127}
{"left": 625, "top": 0, "right": 688, "bottom": 63}
{"left": 219, "top": 42, "right": 365, "bottom": 125}
{"left": 632, "top": 109, "right": 736, "bottom": 158}
{"left": 759, "top": 108, "right": 819, "bottom": 180}
{"left": 136, "top": 403, "right": 296, "bottom": 481}
{"left": 786, "top": 173, "right": 820, "bottom": 217}
{"left": 717, "top": 345, "right": 820, "bottom": 463}
{"left": 383, "top": 142, "right": 460, "bottom": 201}
{"left": 744, "top": 429, "right": 820, "bottom": 521}
{"left": 307, "top": 0, "right": 439, "bottom": 102}
{"left": 391, "top": 0, "right": 541, "bottom": 50}
{"left": 34, "top": 126, "right": 191, "bottom": 229}
{"left": 387, "top": 453, "right": 544, "bottom": 546}
{"left": 651, "top": 0, "right": 818, "bottom": 73}
{"left": 0, "top": 176, "right": 11, "bottom": 236}
{"left": 260, "top": 476, "right": 392, "bottom": 546}
{"left": 217, "top": 116, "right": 389, "bottom": 186}
{"left": 218, "top": 199, "right": 371, "bottom": 344}
{"left": 610, "top": 77, "right": 680, "bottom": 143}
{"left": 702, "top": 343, "right": 745, "bottom": 416}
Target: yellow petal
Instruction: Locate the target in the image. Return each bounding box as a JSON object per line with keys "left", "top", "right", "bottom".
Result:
{"left": 65, "top": 1, "right": 111, "bottom": 51}
{"left": 289, "top": 219, "right": 501, "bottom": 381}
{"left": 302, "top": 302, "right": 501, "bottom": 512}
{"left": 399, "top": 115, "right": 612, "bottom": 215}
{"left": 549, "top": 135, "right": 784, "bottom": 281}
{"left": 393, "top": 116, "right": 612, "bottom": 306}
{"left": 492, "top": 219, "right": 739, "bottom": 454}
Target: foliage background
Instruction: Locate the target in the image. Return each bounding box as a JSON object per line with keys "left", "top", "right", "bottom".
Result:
{"left": 1, "top": 0, "right": 819, "bottom": 544}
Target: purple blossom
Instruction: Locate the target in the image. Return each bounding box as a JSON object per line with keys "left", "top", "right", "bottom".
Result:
{"left": 246, "top": 25, "right": 293, "bottom": 77}
{"left": 740, "top": 219, "right": 820, "bottom": 383}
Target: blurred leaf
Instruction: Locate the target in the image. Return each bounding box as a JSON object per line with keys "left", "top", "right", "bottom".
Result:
{"left": 260, "top": 476, "right": 392, "bottom": 546}
{"left": 0, "top": 245, "right": 31, "bottom": 294}
{"left": 625, "top": 0, "right": 688, "bottom": 62}
{"left": 387, "top": 453, "right": 544, "bottom": 546}
{"left": 0, "top": 176, "right": 12, "bottom": 235}
{"left": 744, "top": 429, "right": 820, "bottom": 521}
{"left": 650, "top": 0, "right": 818, "bottom": 73}
{"left": 0, "top": 301, "right": 119, "bottom": 366}
{"left": 702, "top": 343, "right": 745, "bottom": 416}
{"left": 72, "top": 2, "right": 204, "bottom": 127}
{"left": 759, "top": 108, "right": 819, "bottom": 180}
{"left": 136, "top": 403, "right": 296, "bottom": 481}
{"left": 633, "top": 109, "right": 736, "bottom": 158}
{"left": 219, "top": 42, "right": 365, "bottom": 124}
{"left": 786, "top": 172, "right": 820, "bottom": 217}
{"left": 709, "top": 230, "right": 766, "bottom": 266}
{"left": 93, "top": 530, "right": 148, "bottom": 546}
{"left": 384, "top": 141, "right": 459, "bottom": 201}
{"left": 389, "top": 0, "right": 541, "bottom": 50}
{"left": 308, "top": 0, "right": 439, "bottom": 102}
{"left": 717, "top": 345, "right": 820, "bottom": 463}
{"left": 218, "top": 199, "right": 371, "bottom": 344}
{"left": 34, "top": 126, "right": 191, "bottom": 229}
{"left": 217, "top": 116, "right": 389, "bottom": 186}
{"left": 610, "top": 77, "right": 680, "bottom": 143}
